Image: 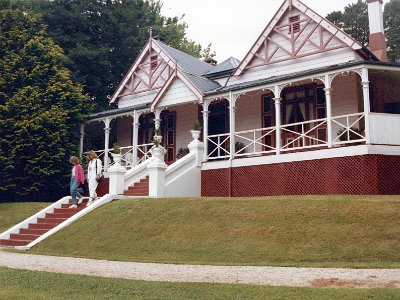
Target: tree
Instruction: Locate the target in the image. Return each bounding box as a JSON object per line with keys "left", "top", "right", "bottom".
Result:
{"left": 1, "top": 0, "right": 215, "bottom": 110}
{"left": 384, "top": 0, "right": 400, "bottom": 62}
{"left": 0, "top": 9, "right": 90, "bottom": 201}
{"left": 326, "top": 0, "right": 369, "bottom": 46}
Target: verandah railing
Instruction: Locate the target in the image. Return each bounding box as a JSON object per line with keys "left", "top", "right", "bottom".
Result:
{"left": 82, "top": 143, "right": 153, "bottom": 171}
{"left": 206, "top": 112, "right": 366, "bottom": 160}
{"left": 84, "top": 112, "right": 368, "bottom": 167}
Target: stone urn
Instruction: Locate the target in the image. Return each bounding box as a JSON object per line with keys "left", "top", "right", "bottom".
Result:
{"left": 190, "top": 130, "right": 201, "bottom": 140}
{"left": 111, "top": 153, "right": 122, "bottom": 166}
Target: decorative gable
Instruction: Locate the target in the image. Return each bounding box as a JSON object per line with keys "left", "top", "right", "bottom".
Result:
{"left": 234, "top": 0, "right": 362, "bottom": 76}
{"left": 110, "top": 38, "right": 178, "bottom": 104}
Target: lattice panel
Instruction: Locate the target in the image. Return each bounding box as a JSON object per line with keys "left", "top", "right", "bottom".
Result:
{"left": 202, "top": 155, "right": 400, "bottom": 197}
{"left": 201, "top": 169, "right": 230, "bottom": 197}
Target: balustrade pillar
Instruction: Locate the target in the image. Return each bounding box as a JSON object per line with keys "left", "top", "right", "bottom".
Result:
{"left": 202, "top": 101, "right": 210, "bottom": 161}
{"left": 229, "top": 92, "right": 236, "bottom": 160}
{"left": 103, "top": 118, "right": 111, "bottom": 171}
{"left": 361, "top": 68, "right": 371, "bottom": 144}
{"left": 324, "top": 74, "right": 333, "bottom": 148}
{"left": 273, "top": 96, "right": 282, "bottom": 155}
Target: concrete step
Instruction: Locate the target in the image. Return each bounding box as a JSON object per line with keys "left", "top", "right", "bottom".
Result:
{"left": 19, "top": 228, "right": 49, "bottom": 235}
{"left": 10, "top": 233, "right": 40, "bottom": 241}
{"left": 0, "top": 239, "right": 30, "bottom": 247}
{"left": 46, "top": 212, "right": 75, "bottom": 219}
{"left": 37, "top": 218, "right": 67, "bottom": 224}
{"left": 29, "top": 223, "right": 57, "bottom": 230}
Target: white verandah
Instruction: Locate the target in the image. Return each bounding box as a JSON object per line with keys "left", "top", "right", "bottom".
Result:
{"left": 81, "top": 64, "right": 400, "bottom": 172}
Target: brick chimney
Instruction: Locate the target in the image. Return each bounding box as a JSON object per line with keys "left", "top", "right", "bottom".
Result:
{"left": 367, "top": 0, "right": 388, "bottom": 62}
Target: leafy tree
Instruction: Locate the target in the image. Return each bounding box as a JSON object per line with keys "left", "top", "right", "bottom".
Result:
{"left": 1, "top": 0, "right": 215, "bottom": 110}
{"left": 326, "top": 0, "right": 369, "bottom": 46}
{"left": 0, "top": 9, "right": 90, "bottom": 201}
{"left": 384, "top": 0, "right": 400, "bottom": 62}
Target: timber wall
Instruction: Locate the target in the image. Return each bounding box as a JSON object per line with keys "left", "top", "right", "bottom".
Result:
{"left": 201, "top": 155, "right": 400, "bottom": 196}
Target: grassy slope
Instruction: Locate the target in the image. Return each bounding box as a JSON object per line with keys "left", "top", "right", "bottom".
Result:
{"left": 1, "top": 267, "right": 399, "bottom": 300}
{"left": 28, "top": 195, "right": 400, "bottom": 268}
{"left": 0, "top": 202, "right": 49, "bottom": 232}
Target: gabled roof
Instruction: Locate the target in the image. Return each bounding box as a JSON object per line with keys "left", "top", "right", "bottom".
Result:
{"left": 234, "top": 0, "right": 364, "bottom": 76}
{"left": 154, "top": 40, "right": 220, "bottom": 93}
{"left": 154, "top": 40, "right": 214, "bottom": 76}
{"left": 204, "top": 57, "right": 240, "bottom": 78}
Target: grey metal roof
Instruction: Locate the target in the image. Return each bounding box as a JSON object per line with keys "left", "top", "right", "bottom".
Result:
{"left": 184, "top": 72, "right": 221, "bottom": 93}
{"left": 155, "top": 40, "right": 214, "bottom": 76}
{"left": 204, "top": 57, "right": 240, "bottom": 76}
{"left": 206, "top": 60, "right": 400, "bottom": 95}
{"left": 85, "top": 103, "right": 150, "bottom": 121}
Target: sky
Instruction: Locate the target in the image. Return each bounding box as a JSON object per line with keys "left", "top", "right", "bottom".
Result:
{"left": 160, "top": 0, "right": 388, "bottom": 62}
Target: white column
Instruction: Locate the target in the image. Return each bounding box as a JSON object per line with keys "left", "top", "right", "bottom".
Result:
{"left": 229, "top": 92, "right": 236, "bottom": 160}
{"left": 147, "top": 146, "right": 167, "bottom": 198}
{"left": 103, "top": 118, "right": 111, "bottom": 171}
{"left": 361, "top": 67, "right": 371, "bottom": 144}
{"left": 132, "top": 111, "right": 139, "bottom": 166}
{"left": 79, "top": 124, "right": 85, "bottom": 159}
{"left": 324, "top": 74, "right": 333, "bottom": 148}
{"left": 202, "top": 101, "right": 210, "bottom": 161}
{"left": 274, "top": 86, "right": 282, "bottom": 155}
{"left": 108, "top": 159, "right": 126, "bottom": 195}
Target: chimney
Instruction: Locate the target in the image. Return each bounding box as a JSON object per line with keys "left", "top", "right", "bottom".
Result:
{"left": 204, "top": 58, "right": 217, "bottom": 66}
{"left": 367, "top": 0, "right": 388, "bottom": 62}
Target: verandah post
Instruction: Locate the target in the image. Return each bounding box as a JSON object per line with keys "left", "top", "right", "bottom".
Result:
{"left": 202, "top": 100, "right": 210, "bottom": 161}
{"left": 103, "top": 117, "right": 111, "bottom": 171}
{"left": 361, "top": 67, "right": 371, "bottom": 144}
{"left": 274, "top": 85, "right": 282, "bottom": 155}
{"left": 79, "top": 124, "right": 85, "bottom": 159}
{"left": 229, "top": 92, "right": 236, "bottom": 160}
{"left": 324, "top": 74, "right": 333, "bottom": 148}
{"left": 132, "top": 110, "right": 139, "bottom": 166}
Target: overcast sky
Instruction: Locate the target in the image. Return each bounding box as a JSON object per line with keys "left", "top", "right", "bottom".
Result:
{"left": 160, "top": 0, "right": 388, "bottom": 62}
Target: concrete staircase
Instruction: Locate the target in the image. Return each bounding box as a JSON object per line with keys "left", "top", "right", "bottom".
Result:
{"left": 124, "top": 176, "right": 149, "bottom": 197}
{"left": 0, "top": 198, "right": 90, "bottom": 247}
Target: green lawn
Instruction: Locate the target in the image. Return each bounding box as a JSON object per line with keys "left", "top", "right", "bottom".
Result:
{"left": 0, "top": 202, "right": 49, "bottom": 232}
{"left": 26, "top": 195, "right": 400, "bottom": 268}
{"left": 1, "top": 267, "right": 399, "bottom": 300}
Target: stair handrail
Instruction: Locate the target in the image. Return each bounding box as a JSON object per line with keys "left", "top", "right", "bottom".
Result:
{"left": 124, "top": 156, "right": 154, "bottom": 189}
{"left": 0, "top": 196, "right": 70, "bottom": 241}
{"left": 15, "top": 194, "right": 115, "bottom": 251}
{"left": 165, "top": 152, "right": 196, "bottom": 185}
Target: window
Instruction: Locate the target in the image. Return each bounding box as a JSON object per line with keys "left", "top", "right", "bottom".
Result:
{"left": 289, "top": 15, "right": 300, "bottom": 33}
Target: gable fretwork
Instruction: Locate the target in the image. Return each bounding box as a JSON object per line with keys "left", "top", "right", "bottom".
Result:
{"left": 119, "top": 50, "right": 173, "bottom": 98}
{"left": 235, "top": 0, "right": 362, "bottom": 76}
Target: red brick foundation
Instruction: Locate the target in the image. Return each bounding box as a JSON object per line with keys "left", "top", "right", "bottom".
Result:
{"left": 201, "top": 155, "right": 400, "bottom": 196}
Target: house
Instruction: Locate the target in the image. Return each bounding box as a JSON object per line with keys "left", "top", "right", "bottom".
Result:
{"left": 81, "top": 0, "right": 400, "bottom": 197}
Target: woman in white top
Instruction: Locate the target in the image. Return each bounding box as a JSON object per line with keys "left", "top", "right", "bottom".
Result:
{"left": 86, "top": 150, "right": 102, "bottom": 206}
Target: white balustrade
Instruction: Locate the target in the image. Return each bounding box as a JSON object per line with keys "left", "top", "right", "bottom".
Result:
{"left": 332, "top": 113, "right": 366, "bottom": 145}
{"left": 281, "top": 118, "right": 328, "bottom": 151}
{"left": 137, "top": 143, "right": 153, "bottom": 163}
{"left": 234, "top": 127, "right": 276, "bottom": 157}
{"left": 207, "top": 133, "right": 230, "bottom": 160}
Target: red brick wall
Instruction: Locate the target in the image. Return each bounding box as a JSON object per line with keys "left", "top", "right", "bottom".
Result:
{"left": 201, "top": 155, "right": 400, "bottom": 196}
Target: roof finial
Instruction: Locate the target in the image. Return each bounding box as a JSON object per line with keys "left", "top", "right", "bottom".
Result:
{"left": 149, "top": 27, "right": 153, "bottom": 39}
{"left": 289, "top": 0, "right": 293, "bottom": 11}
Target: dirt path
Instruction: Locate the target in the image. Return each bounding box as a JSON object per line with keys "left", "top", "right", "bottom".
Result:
{"left": 0, "top": 250, "right": 399, "bottom": 288}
